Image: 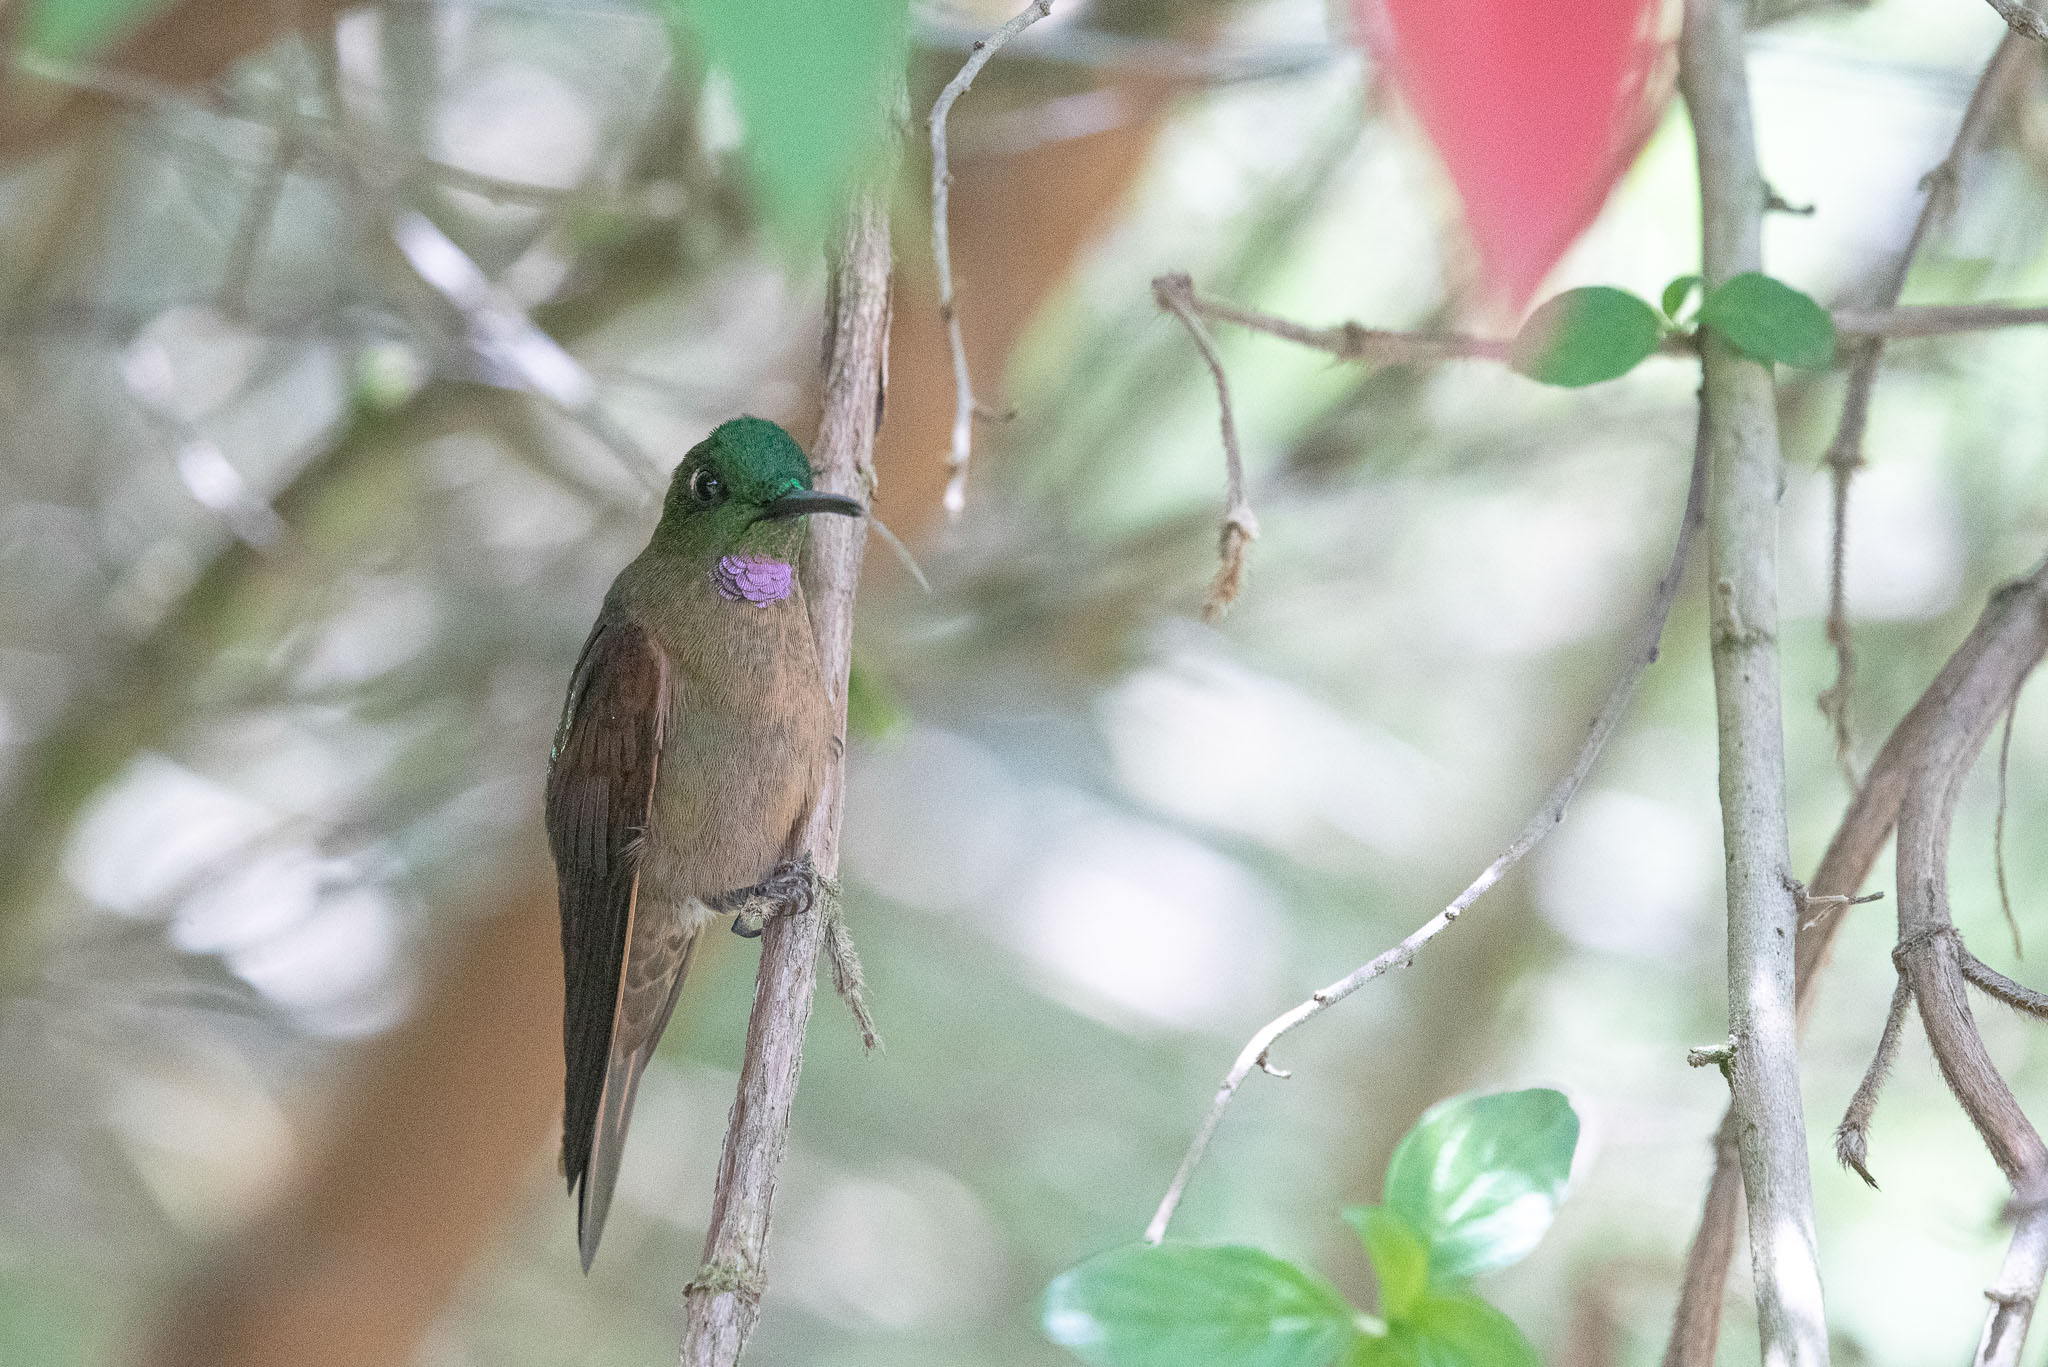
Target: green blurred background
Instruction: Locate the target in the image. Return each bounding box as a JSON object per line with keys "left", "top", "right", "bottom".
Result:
{"left": 3, "top": 0, "right": 2048, "bottom": 1364}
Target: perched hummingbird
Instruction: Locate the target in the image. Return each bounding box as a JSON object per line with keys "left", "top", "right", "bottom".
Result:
{"left": 544, "top": 416, "right": 863, "bottom": 1271}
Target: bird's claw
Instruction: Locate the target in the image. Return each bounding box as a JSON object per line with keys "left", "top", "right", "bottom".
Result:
{"left": 720, "top": 853, "right": 819, "bottom": 938}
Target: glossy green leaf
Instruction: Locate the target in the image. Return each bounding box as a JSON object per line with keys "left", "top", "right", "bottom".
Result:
{"left": 1509, "top": 287, "right": 1665, "bottom": 387}
{"left": 1697, "top": 271, "right": 1836, "bottom": 367}
{"left": 1343, "top": 1206, "right": 1429, "bottom": 1320}
{"left": 1383, "top": 1089, "right": 1578, "bottom": 1284}
{"left": 659, "top": 0, "right": 908, "bottom": 242}
{"left": 20, "top": 0, "right": 177, "bottom": 60}
{"left": 1337, "top": 1293, "right": 1542, "bottom": 1367}
{"left": 1660, "top": 274, "right": 1704, "bottom": 321}
{"left": 1043, "top": 1243, "right": 1363, "bottom": 1367}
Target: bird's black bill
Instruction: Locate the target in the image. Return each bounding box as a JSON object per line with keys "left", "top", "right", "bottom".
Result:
{"left": 762, "top": 490, "right": 865, "bottom": 521}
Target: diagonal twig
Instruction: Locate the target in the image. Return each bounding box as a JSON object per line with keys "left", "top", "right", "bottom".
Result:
{"left": 1834, "top": 973, "right": 1913, "bottom": 1187}
{"left": 1141, "top": 402, "right": 1708, "bottom": 1245}
{"left": 930, "top": 0, "right": 1053, "bottom": 518}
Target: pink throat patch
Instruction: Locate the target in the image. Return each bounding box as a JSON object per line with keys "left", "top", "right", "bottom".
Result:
{"left": 712, "top": 555, "right": 794, "bottom": 604}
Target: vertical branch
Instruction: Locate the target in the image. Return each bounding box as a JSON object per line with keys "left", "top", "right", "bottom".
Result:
{"left": 930, "top": 0, "right": 1054, "bottom": 517}
{"left": 1152, "top": 272, "right": 1260, "bottom": 621}
{"left": 1663, "top": 35, "right": 2033, "bottom": 1366}
{"left": 677, "top": 159, "right": 897, "bottom": 1365}
{"left": 1679, "top": 2, "right": 1829, "bottom": 1365}
{"left": 1817, "top": 32, "right": 2029, "bottom": 784}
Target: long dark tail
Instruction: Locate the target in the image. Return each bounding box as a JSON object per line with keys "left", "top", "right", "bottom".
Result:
{"left": 570, "top": 934, "right": 696, "bottom": 1271}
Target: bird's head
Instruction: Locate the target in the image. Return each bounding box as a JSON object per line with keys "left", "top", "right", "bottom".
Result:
{"left": 651, "top": 417, "right": 863, "bottom": 568}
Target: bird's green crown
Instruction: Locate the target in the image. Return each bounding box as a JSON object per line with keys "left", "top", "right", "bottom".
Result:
{"left": 663, "top": 416, "right": 813, "bottom": 517}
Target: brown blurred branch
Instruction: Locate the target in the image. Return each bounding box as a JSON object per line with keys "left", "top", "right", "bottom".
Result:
{"left": 0, "top": 0, "right": 349, "bottom": 157}
{"left": 1664, "top": 556, "right": 2048, "bottom": 1367}
{"left": 1142, "top": 405, "right": 1707, "bottom": 1245}
{"left": 137, "top": 883, "right": 564, "bottom": 1367}
{"left": 929, "top": 0, "right": 1054, "bottom": 518}
{"left": 678, "top": 165, "right": 896, "bottom": 1366}
{"left": 1818, "top": 33, "right": 2034, "bottom": 787}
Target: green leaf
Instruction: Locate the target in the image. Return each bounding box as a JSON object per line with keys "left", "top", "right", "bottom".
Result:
{"left": 20, "top": 0, "right": 177, "bottom": 60}
{"left": 1342, "top": 1206, "right": 1429, "bottom": 1321}
{"left": 1660, "top": 274, "right": 1704, "bottom": 322}
{"left": 1509, "top": 287, "right": 1665, "bottom": 387}
{"left": 1043, "top": 1243, "right": 1363, "bottom": 1367}
{"left": 1697, "top": 272, "right": 1836, "bottom": 367}
{"left": 1383, "top": 1089, "right": 1578, "bottom": 1285}
{"left": 1337, "top": 1293, "right": 1541, "bottom": 1367}
{"left": 659, "top": 0, "right": 908, "bottom": 243}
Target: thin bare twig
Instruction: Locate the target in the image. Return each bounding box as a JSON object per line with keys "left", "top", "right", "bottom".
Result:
{"left": 1833, "top": 303, "right": 2048, "bottom": 337}
{"left": 1834, "top": 974, "right": 1913, "bottom": 1187}
{"left": 1141, "top": 405, "right": 1709, "bottom": 1245}
{"left": 1997, "top": 699, "right": 2023, "bottom": 957}
{"left": 1170, "top": 280, "right": 2048, "bottom": 371}
{"left": 1152, "top": 272, "right": 1261, "bottom": 621}
{"left": 678, "top": 166, "right": 896, "bottom": 1367}
{"left": 1817, "top": 33, "right": 2031, "bottom": 789}
{"left": 930, "top": 0, "right": 1053, "bottom": 518}
{"left": 823, "top": 891, "right": 882, "bottom": 1051}
{"left": 1963, "top": 951, "right": 2048, "bottom": 1020}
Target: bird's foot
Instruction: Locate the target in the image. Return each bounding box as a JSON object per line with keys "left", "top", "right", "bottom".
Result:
{"left": 716, "top": 853, "right": 819, "bottom": 938}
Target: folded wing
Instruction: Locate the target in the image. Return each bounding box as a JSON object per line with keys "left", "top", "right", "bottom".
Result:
{"left": 544, "top": 619, "right": 684, "bottom": 1270}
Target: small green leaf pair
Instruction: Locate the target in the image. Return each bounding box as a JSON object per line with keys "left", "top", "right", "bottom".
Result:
{"left": 1042, "top": 1089, "right": 1580, "bottom": 1367}
{"left": 1511, "top": 273, "right": 1835, "bottom": 387}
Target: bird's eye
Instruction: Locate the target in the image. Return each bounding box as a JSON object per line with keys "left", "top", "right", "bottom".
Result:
{"left": 687, "top": 468, "right": 726, "bottom": 505}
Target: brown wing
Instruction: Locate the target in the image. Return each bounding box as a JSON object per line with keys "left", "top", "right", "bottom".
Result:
{"left": 544, "top": 619, "right": 673, "bottom": 1266}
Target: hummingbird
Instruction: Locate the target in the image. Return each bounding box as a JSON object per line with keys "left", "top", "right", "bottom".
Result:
{"left": 544, "top": 416, "right": 863, "bottom": 1271}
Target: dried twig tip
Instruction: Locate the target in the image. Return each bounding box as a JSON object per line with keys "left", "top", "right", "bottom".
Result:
{"left": 1834, "top": 1121, "right": 1879, "bottom": 1189}
{"left": 1203, "top": 515, "right": 1257, "bottom": 622}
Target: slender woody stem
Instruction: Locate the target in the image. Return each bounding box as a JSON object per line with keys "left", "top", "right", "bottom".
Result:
{"left": 677, "top": 169, "right": 896, "bottom": 1366}
{"left": 1662, "top": 35, "right": 2034, "bottom": 1366}
{"left": 1680, "top": 1, "right": 1830, "bottom": 1364}
{"left": 930, "top": 0, "right": 1054, "bottom": 518}
{"left": 1817, "top": 32, "right": 2031, "bottom": 786}
{"left": 1153, "top": 272, "right": 1260, "bottom": 620}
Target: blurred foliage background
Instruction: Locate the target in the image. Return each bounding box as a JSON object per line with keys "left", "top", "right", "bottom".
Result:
{"left": 4, "top": 0, "right": 2048, "bottom": 1364}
